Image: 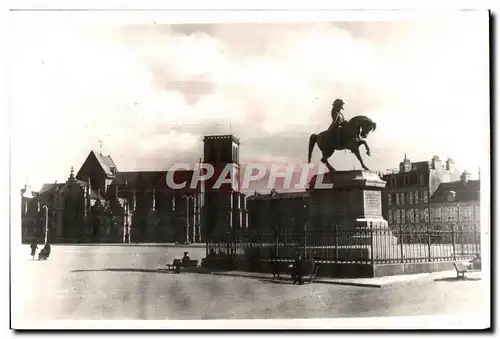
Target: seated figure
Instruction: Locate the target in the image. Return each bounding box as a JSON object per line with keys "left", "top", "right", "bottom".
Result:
{"left": 182, "top": 252, "right": 191, "bottom": 267}
{"left": 38, "top": 243, "right": 51, "bottom": 260}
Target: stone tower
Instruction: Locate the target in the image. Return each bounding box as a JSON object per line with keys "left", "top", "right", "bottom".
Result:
{"left": 202, "top": 135, "right": 242, "bottom": 240}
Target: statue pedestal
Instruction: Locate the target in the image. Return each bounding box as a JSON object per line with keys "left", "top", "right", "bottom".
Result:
{"left": 308, "top": 170, "right": 400, "bottom": 264}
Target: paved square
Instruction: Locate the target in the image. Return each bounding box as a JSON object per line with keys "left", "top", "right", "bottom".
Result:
{"left": 12, "top": 245, "right": 487, "bottom": 324}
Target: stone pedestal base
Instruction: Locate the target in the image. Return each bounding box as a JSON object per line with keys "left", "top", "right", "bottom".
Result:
{"left": 308, "top": 170, "right": 400, "bottom": 263}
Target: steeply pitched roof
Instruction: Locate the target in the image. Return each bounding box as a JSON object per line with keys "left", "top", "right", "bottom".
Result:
{"left": 92, "top": 151, "right": 117, "bottom": 177}
{"left": 247, "top": 191, "right": 309, "bottom": 201}
{"left": 111, "top": 170, "right": 197, "bottom": 190}
{"left": 430, "top": 180, "right": 480, "bottom": 203}
{"left": 38, "top": 183, "right": 66, "bottom": 196}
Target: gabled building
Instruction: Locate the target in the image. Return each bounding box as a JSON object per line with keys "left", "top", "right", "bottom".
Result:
{"left": 429, "top": 171, "right": 480, "bottom": 231}
{"left": 21, "top": 134, "right": 249, "bottom": 244}
{"left": 381, "top": 155, "right": 461, "bottom": 231}
{"left": 20, "top": 165, "right": 121, "bottom": 244}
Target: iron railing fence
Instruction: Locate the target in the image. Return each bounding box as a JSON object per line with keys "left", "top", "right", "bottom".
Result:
{"left": 206, "top": 222, "right": 481, "bottom": 264}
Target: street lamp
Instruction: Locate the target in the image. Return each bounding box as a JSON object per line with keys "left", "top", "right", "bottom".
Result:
{"left": 303, "top": 204, "right": 307, "bottom": 257}
{"left": 182, "top": 195, "right": 194, "bottom": 244}
{"left": 41, "top": 205, "right": 49, "bottom": 244}
{"left": 22, "top": 188, "right": 49, "bottom": 244}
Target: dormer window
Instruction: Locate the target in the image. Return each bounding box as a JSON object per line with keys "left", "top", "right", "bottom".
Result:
{"left": 447, "top": 190, "right": 456, "bottom": 202}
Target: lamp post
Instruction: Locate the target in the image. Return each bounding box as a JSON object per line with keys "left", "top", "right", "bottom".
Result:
{"left": 182, "top": 195, "right": 194, "bottom": 243}
{"left": 41, "top": 205, "right": 49, "bottom": 244}
{"left": 22, "top": 188, "right": 49, "bottom": 244}
{"left": 303, "top": 204, "right": 307, "bottom": 257}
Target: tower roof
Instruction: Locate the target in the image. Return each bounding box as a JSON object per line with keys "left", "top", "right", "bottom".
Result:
{"left": 203, "top": 134, "right": 240, "bottom": 145}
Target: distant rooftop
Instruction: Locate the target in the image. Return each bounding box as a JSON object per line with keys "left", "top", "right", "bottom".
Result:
{"left": 430, "top": 180, "right": 480, "bottom": 203}
{"left": 203, "top": 134, "right": 240, "bottom": 145}
{"left": 247, "top": 190, "right": 309, "bottom": 201}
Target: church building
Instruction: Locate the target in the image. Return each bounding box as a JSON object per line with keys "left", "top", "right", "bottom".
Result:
{"left": 20, "top": 134, "right": 248, "bottom": 244}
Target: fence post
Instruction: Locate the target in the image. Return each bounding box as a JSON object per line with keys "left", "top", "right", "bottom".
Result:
{"left": 334, "top": 223, "right": 338, "bottom": 264}
{"left": 474, "top": 223, "right": 479, "bottom": 257}
{"left": 451, "top": 223, "right": 456, "bottom": 261}
{"left": 303, "top": 222, "right": 307, "bottom": 257}
{"left": 427, "top": 224, "right": 432, "bottom": 262}
{"left": 399, "top": 222, "right": 404, "bottom": 263}
{"left": 370, "top": 222, "right": 374, "bottom": 265}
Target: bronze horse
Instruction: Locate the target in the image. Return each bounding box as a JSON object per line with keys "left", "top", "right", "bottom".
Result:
{"left": 308, "top": 115, "right": 377, "bottom": 172}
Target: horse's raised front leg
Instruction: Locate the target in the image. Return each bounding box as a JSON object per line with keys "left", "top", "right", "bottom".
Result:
{"left": 352, "top": 147, "right": 370, "bottom": 171}
{"left": 321, "top": 152, "right": 336, "bottom": 172}
{"left": 360, "top": 140, "right": 371, "bottom": 156}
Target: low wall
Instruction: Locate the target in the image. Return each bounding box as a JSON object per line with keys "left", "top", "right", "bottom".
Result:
{"left": 201, "top": 257, "right": 458, "bottom": 278}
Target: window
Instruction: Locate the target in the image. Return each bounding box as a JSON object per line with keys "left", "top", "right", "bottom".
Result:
{"left": 465, "top": 206, "right": 470, "bottom": 220}
{"left": 415, "top": 209, "right": 420, "bottom": 223}
{"left": 402, "top": 209, "right": 406, "bottom": 223}
{"left": 388, "top": 210, "right": 393, "bottom": 223}
{"left": 419, "top": 175, "right": 425, "bottom": 185}
{"left": 404, "top": 175, "right": 409, "bottom": 185}
{"left": 391, "top": 177, "right": 397, "bottom": 187}
{"left": 400, "top": 192, "right": 405, "bottom": 205}
{"left": 415, "top": 191, "right": 419, "bottom": 204}
{"left": 425, "top": 208, "right": 429, "bottom": 222}
{"left": 474, "top": 206, "right": 480, "bottom": 221}
{"left": 450, "top": 206, "right": 458, "bottom": 221}
{"left": 410, "top": 209, "right": 415, "bottom": 223}
{"left": 424, "top": 190, "right": 428, "bottom": 203}
{"left": 409, "top": 192, "right": 413, "bottom": 204}
{"left": 396, "top": 193, "right": 400, "bottom": 205}
{"left": 396, "top": 209, "right": 401, "bottom": 224}
{"left": 435, "top": 207, "right": 442, "bottom": 221}
{"left": 388, "top": 194, "right": 392, "bottom": 206}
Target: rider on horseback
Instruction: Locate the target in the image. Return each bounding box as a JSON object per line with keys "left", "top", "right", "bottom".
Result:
{"left": 328, "top": 99, "right": 347, "bottom": 143}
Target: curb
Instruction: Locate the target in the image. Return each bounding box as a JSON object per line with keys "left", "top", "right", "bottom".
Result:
{"left": 188, "top": 268, "right": 456, "bottom": 288}
{"left": 189, "top": 268, "right": 387, "bottom": 287}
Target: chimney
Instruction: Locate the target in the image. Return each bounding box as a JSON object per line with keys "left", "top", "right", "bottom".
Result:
{"left": 446, "top": 158, "right": 455, "bottom": 171}
{"left": 460, "top": 171, "right": 471, "bottom": 184}
{"left": 431, "top": 155, "right": 441, "bottom": 170}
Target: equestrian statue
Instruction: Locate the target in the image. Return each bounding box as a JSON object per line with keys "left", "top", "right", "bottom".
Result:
{"left": 308, "top": 98, "right": 377, "bottom": 172}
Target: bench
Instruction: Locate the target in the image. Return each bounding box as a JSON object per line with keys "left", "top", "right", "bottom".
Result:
{"left": 272, "top": 261, "right": 319, "bottom": 284}
{"left": 271, "top": 261, "right": 292, "bottom": 280}
{"left": 166, "top": 259, "right": 182, "bottom": 272}
{"left": 309, "top": 264, "right": 320, "bottom": 283}
{"left": 182, "top": 259, "right": 199, "bottom": 268}
{"left": 453, "top": 262, "right": 476, "bottom": 279}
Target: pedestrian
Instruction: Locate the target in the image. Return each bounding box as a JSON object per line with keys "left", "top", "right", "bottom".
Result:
{"left": 292, "top": 253, "right": 305, "bottom": 285}
{"left": 30, "top": 239, "right": 38, "bottom": 260}
{"left": 182, "top": 251, "right": 191, "bottom": 267}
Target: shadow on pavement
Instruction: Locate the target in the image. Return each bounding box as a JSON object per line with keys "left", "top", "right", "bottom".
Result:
{"left": 258, "top": 278, "right": 293, "bottom": 285}
{"left": 434, "top": 277, "right": 482, "bottom": 282}
{"left": 71, "top": 268, "right": 173, "bottom": 274}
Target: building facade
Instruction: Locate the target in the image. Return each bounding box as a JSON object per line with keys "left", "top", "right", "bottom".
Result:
{"left": 246, "top": 190, "right": 309, "bottom": 232}
{"left": 202, "top": 135, "right": 247, "bottom": 240}
{"left": 21, "top": 135, "right": 248, "bottom": 244}
{"left": 21, "top": 165, "right": 123, "bottom": 244}
{"left": 381, "top": 155, "right": 461, "bottom": 231}
{"left": 429, "top": 171, "right": 480, "bottom": 231}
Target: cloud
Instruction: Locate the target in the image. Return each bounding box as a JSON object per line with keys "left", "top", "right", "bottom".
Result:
{"left": 8, "top": 13, "right": 489, "bottom": 191}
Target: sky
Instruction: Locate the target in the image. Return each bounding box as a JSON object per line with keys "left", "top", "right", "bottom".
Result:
{"left": 8, "top": 11, "right": 490, "bottom": 192}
